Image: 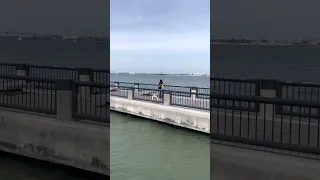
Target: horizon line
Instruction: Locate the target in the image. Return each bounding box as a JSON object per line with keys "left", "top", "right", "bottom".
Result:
{"left": 111, "top": 72, "right": 210, "bottom": 74}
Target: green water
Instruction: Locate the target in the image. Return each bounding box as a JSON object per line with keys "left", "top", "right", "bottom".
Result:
{"left": 110, "top": 112, "right": 210, "bottom": 180}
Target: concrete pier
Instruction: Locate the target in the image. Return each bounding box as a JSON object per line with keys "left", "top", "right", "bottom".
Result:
{"left": 110, "top": 90, "right": 210, "bottom": 134}
{"left": 0, "top": 65, "right": 109, "bottom": 176}
{"left": 0, "top": 108, "right": 109, "bottom": 175}
{"left": 211, "top": 142, "right": 320, "bottom": 180}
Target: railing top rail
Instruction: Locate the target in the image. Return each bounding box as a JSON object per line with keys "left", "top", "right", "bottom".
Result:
{"left": 110, "top": 85, "right": 161, "bottom": 92}
{"left": 210, "top": 77, "right": 259, "bottom": 83}
{"left": 28, "top": 64, "right": 78, "bottom": 71}
{"left": 0, "top": 74, "right": 56, "bottom": 82}
{"left": 279, "top": 80, "right": 320, "bottom": 87}
{"left": 0, "top": 62, "right": 109, "bottom": 72}
{"left": 110, "top": 81, "right": 209, "bottom": 89}
{"left": 140, "top": 83, "right": 191, "bottom": 88}
{"left": 168, "top": 90, "right": 209, "bottom": 96}
{"left": 0, "top": 62, "right": 17, "bottom": 66}
{"left": 111, "top": 85, "right": 209, "bottom": 96}
{"left": 211, "top": 92, "right": 320, "bottom": 108}
{"left": 92, "top": 69, "right": 110, "bottom": 73}
{"left": 211, "top": 77, "right": 320, "bottom": 88}
{"left": 76, "top": 81, "right": 109, "bottom": 88}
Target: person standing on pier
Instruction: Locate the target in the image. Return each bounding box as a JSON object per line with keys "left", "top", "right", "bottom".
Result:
{"left": 158, "top": 79, "right": 166, "bottom": 89}
{"left": 158, "top": 79, "right": 166, "bottom": 97}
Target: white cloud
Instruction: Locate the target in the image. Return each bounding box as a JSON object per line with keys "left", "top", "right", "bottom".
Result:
{"left": 110, "top": 30, "right": 209, "bottom": 53}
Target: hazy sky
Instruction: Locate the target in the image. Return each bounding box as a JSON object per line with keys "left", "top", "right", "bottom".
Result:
{"left": 110, "top": 0, "right": 210, "bottom": 73}
{"left": 211, "top": 0, "right": 320, "bottom": 39}
{"left": 0, "top": 0, "right": 109, "bottom": 36}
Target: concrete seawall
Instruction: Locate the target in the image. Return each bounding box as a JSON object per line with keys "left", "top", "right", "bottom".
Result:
{"left": 110, "top": 96, "right": 210, "bottom": 133}
{"left": 0, "top": 108, "right": 109, "bottom": 175}
{"left": 212, "top": 142, "right": 320, "bottom": 180}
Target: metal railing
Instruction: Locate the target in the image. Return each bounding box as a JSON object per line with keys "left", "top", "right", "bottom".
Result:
{"left": 110, "top": 86, "right": 209, "bottom": 110}
{"left": 133, "top": 87, "right": 164, "bottom": 103}
{"left": 110, "top": 85, "right": 128, "bottom": 98}
{"left": 211, "top": 77, "right": 259, "bottom": 112}
{"left": 211, "top": 77, "right": 320, "bottom": 101}
{"left": 28, "top": 64, "right": 79, "bottom": 80}
{"left": 92, "top": 69, "right": 108, "bottom": 84}
{"left": 278, "top": 81, "right": 320, "bottom": 117}
{"left": 0, "top": 63, "right": 16, "bottom": 75}
{"left": 278, "top": 81, "right": 320, "bottom": 101}
{"left": 73, "top": 82, "right": 108, "bottom": 122}
{"left": 0, "top": 74, "right": 109, "bottom": 123}
{"left": 171, "top": 91, "right": 209, "bottom": 110}
{"left": 197, "top": 87, "right": 210, "bottom": 98}
{"left": 0, "top": 63, "right": 109, "bottom": 84}
{"left": 110, "top": 81, "right": 209, "bottom": 98}
{"left": 211, "top": 93, "right": 320, "bottom": 155}
{"left": 211, "top": 77, "right": 259, "bottom": 96}
{"left": 0, "top": 75, "right": 56, "bottom": 114}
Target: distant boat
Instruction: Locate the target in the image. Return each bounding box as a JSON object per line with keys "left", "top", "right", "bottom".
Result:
{"left": 17, "top": 36, "right": 23, "bottom": 41}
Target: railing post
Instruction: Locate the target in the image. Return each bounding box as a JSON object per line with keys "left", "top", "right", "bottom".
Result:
{"left": 15, "top": 64, "right": 28, "bottom": 76}
{"left": 115, "top": 81, "right": 119, "bottom": 88}
{"left": 163, "top": 90, "right": 171, "bottom": 106}
{"left": 259, "top": 79, "right": 277, "bottom": 118}
{"left": 210, "top": 77, "right": 215, "bottom": 94}
{"left": 191, "top": 87, "right": 198, "bottom": 100}
{"left": 14, "top": 64, "right": 28, "bottom": 87}
{"left": 127, "top": 88, "right": 134, "bottom": 100}
{"left": 55, "top": 79, "right": 74, "bottom": 121}
{"left": 78, "top": 68, "right": 92, "bottom": 96}
{"left": 134, "top": 83, "right": 139, "bottom": 92}
{"left": 78, "top": 68, "right": 92, "bottom": 82}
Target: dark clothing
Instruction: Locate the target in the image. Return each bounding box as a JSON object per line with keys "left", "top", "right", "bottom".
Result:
{"left": 158, "top": 80, "right": 164, "bottom": 97}
{"left": 158, "top": 82, "right": 163, "bottom": 89}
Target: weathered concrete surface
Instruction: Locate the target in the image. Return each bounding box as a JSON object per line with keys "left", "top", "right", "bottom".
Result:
{"left": 211, "top": 142, "right": 320, "bottom": 180}
{"left": 110, "top": 96, "right": 210, "bottom": 133}
{"left": 0, "top": 108, "right": 109, "bottom": 176}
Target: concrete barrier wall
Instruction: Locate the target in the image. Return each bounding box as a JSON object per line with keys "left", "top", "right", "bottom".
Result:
{"left": 0, "top": 108, "right": 109, "bottom": 176}
{"left": 211, "top": 143, "right": 320, "bottom": 180}
{"left": 110, "top": 96, "right": 210, "bottom": 133}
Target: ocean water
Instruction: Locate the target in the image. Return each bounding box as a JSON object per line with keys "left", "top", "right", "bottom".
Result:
{"left": 211, "top": 45, "right": 320, "bottom": 83}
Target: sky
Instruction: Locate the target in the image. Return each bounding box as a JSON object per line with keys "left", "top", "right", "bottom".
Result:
{"left": 211, "top": 0, "right": 320, "bottom": 39}
{"left": 0, "top": 0, "right": 109, "bottom": 36}
{"left": 110, "top": 0, "right": 210, "bottom": 74}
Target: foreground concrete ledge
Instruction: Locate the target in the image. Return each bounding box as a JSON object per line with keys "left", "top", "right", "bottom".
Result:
{"left": 110, "top": 96, "right": 210, "bottom": 133}
{"left": 211, "top": 142, "right": 320, "bottom": 180}
{"left": 0, "top": 109, "right": 109, "bottom": 176}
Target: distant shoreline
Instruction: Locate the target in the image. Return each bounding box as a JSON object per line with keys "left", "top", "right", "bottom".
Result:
{"left": 111, "top": 73, "right": 210, "bottom": 77}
